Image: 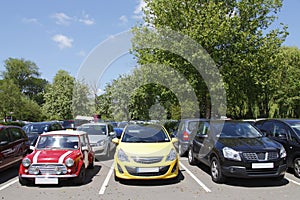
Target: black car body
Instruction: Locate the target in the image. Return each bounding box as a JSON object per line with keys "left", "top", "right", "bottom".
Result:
{"left": 0, "top": 125, "right": 30, "bottom": 172}
{"left": 22, "top": 121, "right": 63, "bottom": 146}
{"left": 188, "top": 120, "right": 287, "bottom": 183}
{"left": 254, "top": 119, "right": 300, "bottom": 178}
{"left": 176, "top": 118, "right": 206, "bottom": 156}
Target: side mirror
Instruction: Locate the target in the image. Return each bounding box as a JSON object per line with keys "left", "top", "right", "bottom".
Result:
{"left": 109, "top": 131, "right": 116, "bottom": 136}
{"left": 112, "top": 138, "right": 120, "bottom": 144}
{"left": 30, "top": 146, "right": 35, "bottom": 151}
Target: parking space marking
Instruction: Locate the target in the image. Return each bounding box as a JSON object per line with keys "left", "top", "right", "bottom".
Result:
{"left": 0, "top": 178, "right": 18, "bottom": 191}
{"left": 99, "top": 162, "right": 114, "bottom": 195}
{"left": 180, "top": 163, "right": 211, "bottom": 193}
{"left": 286, "top": 177, "right": 300, "bottom": 186}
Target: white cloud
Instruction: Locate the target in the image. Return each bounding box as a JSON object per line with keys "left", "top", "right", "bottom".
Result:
{"left": 133, "top": 0, "right": 146, "bottom": 19}
{"left": 52, "top": 34, "right": 73, "bottom": 49}
{"left": 78, "top": 12, "right": 95, "bottom": 25}
{"left": 119, "top": 15, "right": 128, "bottom": 24}
{"left": 52, "top": 12, "right": 73, "bottom": 26}
{"left": 22, "top": 17, "right": 40, "bottom": 25}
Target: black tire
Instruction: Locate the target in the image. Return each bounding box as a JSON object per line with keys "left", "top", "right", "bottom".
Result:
{"left": 74, "top": 166, "right": 86, "bottom": 185}
{"left": 88, "top": 156, "right": 95, "bottom": 169}
{"left": 19, "top": 176, "right": 31, "bottom": 186}
{"left": 188, "top": 147, "right": 197, "bottom": 165}
{"left": 210, "top": 157, "right": 226, "bottom": 183}
{"left": 178, "top": 143, "right": 186, "bottom": 157}
{"left": 293, "top": 157, "right": 300, "bottom": 178}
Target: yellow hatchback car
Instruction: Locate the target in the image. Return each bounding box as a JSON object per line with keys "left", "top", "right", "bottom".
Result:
{"left": 112, "top": 123, "right": 179, "bottom": 181}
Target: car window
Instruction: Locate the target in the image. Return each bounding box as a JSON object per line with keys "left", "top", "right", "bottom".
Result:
{"left": 0, "top": 129, "right": 10, "bottom": 142}
{"left": 80, "top": 135, "right": 87, "bottom": 146}
{"left": 77, "top": 124, "right": 107, "bottom": 135}
{"left": 272, "top": 122, "right": 290, "bottom": 140}
{"left": 213, "top": 122, "right": 262, "bottom": 138}
{"left": 36, "top": 135, "right": 79, "bottom": 149}
{"left": 9, "top": 128, "right": 23, "bottom": 141}
{"left": 187, "top": 121, "right": 200, "bottom": 132}
{"left": 286, "top": 121, "right": 300, "bottom": 138}
{"left": 122, "top": 125, "right": 170, "bottom": 143}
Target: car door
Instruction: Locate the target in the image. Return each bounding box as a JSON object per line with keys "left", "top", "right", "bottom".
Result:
{"left": 192, "top": 121, "right": 210, "bottom": 165}
{"left": 8, "top": 127, "right": 26, "bottom": 162}
{"left": 0, "top": 128, "right": 13, "bottom": 170}
{"left": 108, "top": 124, "right": 116, "bottom": 151}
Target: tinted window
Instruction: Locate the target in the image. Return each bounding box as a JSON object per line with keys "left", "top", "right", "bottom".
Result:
{"left": 10, "top": 128, "right": 23, "bottom": 141}
{"left": 286, "top": 121, "right": 300, "bottom": 138}
{"left": 211, "top": 122, "right": 262, "bottom": 138}
{"left": 122, "top": 125, "right": 170, "bottom": 143}
{"left": 77, "top": 124, "right": 107, "bottom": 135}
{"left": 0, "top": 129, "right": 10, "bottom": 142}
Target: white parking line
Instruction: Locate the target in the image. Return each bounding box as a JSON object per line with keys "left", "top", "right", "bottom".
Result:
{"left": 99, "top": 163, "right": 114, "bottom": 195}
{"left": 180, "top": 163, "right": 211, "bottom": 193}
{"left": 286, "top": 177, "right": 300, "bottom": 186}
{"left": 0, "top": 178, "right": 18, "bottom": 191}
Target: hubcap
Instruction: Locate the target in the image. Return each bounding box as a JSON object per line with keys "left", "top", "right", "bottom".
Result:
{"left": 211, "top": 161, "right": 218, "bottom": 179}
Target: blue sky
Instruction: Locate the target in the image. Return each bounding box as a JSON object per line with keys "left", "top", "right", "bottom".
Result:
{"left": 0, "top": 0, "right": 299, "bottom": 90}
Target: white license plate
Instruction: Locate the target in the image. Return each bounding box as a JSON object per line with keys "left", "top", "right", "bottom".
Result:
{"left": 137, "top": 167, "right": 159, "bottom": 173}
{"left": 252, "top": 163, "right": 274, "bottom": 169}
{"left": 35, "top": 177, "right": 59, "bottom": 184}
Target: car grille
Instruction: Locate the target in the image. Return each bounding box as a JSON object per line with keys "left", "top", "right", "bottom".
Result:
{"left": 131, "top": 156, "right": 163, "bottom": 164}
{"left": 28, "top": 164, "right": 67, "bottom": 175}
{"left": 242, "top": 152, "right": 278, "bottom": 161}
{"left": 125, "top": 165, "right": 170, "bottom": 176}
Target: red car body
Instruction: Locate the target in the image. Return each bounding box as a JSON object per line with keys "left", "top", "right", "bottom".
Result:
{"left": 18, "top": 130, "right": 95, "bottom": 185}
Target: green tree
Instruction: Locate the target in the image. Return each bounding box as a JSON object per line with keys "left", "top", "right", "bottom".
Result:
{"left": 43, "top": 70, "right": 74, "bottom": 120}
{"left": 132, "top": 0, "right": 288, "bottom": 119}
{"left": 2, "top": 58, "right": 49, "bottom": 105}
{"left": 0, "top": 79, "right": 22, "bottom": 121}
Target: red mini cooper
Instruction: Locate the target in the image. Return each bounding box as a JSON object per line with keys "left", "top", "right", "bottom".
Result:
{"left": 18, "top": 130, "right": 95, "bottom": 185}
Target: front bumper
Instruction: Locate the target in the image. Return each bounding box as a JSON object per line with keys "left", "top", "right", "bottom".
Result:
{"left": 114, "top": 159, "right": 179, "bottom": 180}
{"left": 221, "top": 159, "right": 287, "bottom": 178}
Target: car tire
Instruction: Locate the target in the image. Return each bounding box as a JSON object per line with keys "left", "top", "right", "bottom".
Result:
{"left": 178, "top": 143, "right": 186, "bottom": 157}
{"left": 293, "top": 157, "right": 300, "bottom": 178}
{"left": 19, "top": 176, "right": 31, "bottom": 186}
{"left": 210, "top": 157, "right": 226, "bottom": 183}
{"left": 88, "top": 156, "right": 95, "bottom": 169}
{"left": 188, "top": 147, "right": 197, "bottom": 165}
{"left": 74, "top": 166, "right": 86, "bottom": 185}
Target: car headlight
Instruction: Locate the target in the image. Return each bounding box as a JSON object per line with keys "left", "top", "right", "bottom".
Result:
{"left": 222, "top": 147, "right": 241, "bottom": 161}
{"left": 280, "top": 146, "right": 287, "bottom": 158}
{"left": 97, "top": 140, "right": 106, "bottom": 146}
{"left": 65, "top": 158, "right": 74, "bottom": 167}
{"left": 118, "top": 149, "right": 129, "bottom": 162}
{"left": 22, "top": 158, "right": 31, "bottom": 168}
{"left": 166, "top": 148, "right": 177, "bottom": 161}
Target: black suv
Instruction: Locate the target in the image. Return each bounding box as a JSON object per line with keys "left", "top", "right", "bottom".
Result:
{"left": 254, "top": 119, "right": 300, "bottom": 178}
{"left": 0, "top": 125, "right": 30, "bottom": 172}
{"left": 22, "top": 121, "right": 63, "bottom": 146}
{"left": 188, "top": 120, "right": 287, "bottom": 183}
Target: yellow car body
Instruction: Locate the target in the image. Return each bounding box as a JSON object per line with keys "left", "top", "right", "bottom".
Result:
{"left": 113, "top": 124, "right": 179, "bottom": 180}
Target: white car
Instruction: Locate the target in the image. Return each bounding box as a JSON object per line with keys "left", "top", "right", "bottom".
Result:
{"left": 76, "top": 122, "right": 116, "bottom": 160}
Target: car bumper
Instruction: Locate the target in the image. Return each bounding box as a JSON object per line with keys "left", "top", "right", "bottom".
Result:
{"left": 114, "top": 159, "right": 179, "bottom": 180}
{"left": 221, "top": 162, "right": 287, "bottom": 178}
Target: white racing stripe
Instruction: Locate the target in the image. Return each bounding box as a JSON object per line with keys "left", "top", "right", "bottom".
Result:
{"left": 59, "top": 151, "right": 73, "bottom": 163}
{"left": 33, "top": 151, "right": 41, "bottom": 163}
{"left": 99, "top": 163, "right": 114, "bottom": 195}
{"left": 180, "top": 163, "right": 211, "bottom": 193}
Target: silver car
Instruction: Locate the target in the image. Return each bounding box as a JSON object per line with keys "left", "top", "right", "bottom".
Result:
{"left": 76, "top": 122, "right": 116, "bottom": 159}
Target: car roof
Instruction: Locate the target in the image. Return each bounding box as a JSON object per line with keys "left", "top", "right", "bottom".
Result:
{"left": 40, "top": 130, "right": 87, "bottom": 136}
{"left": 79, "top": 122, "right": 108, "bottom": 126}
{"left": 0, "top": 125, "right": 22, "bottom": 130}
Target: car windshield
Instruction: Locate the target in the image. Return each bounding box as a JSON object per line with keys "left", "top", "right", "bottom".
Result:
{"left": 27, "top": 123, "right": 49, "bottom": 134}
{"left": 36, "top": 135, "right": 79, "bottom": 150}
{"left": 286, "top": 121, "right": 300, "bottom": 137}
{"left": 77, "top": 124, "right": 107, "bottom": 135}
{"left": 211, "top": 122, "right": 262, "bottom": 138}
{"left": 121, "top": 125, "right": 170, "bottom": 143}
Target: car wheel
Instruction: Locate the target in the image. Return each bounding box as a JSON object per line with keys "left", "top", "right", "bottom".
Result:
{"left": 74, "top": 166, "right": 86, "bottom": 185}
{"left": 294, "top": 158, "right": 300, "bottom": 178}
{"left": 19, "top": 176, "right": 31, "bottom": 186}
{"left": 178, "top": 143, "right": 186, "bottom": 157}
{"left": 88, "top": 156, "right": 95, "bottom": 169}
{"left": 188, "top": 147, "right": 197, "bottom": 165}
{"left": 210, "top": 157, "right": 226, "bottom": 183}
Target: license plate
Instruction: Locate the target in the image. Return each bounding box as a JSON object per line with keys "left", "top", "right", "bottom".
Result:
{"left": 252, "top": 163, "right": 274, "bottom": 169}
{"left": 137, "top": 167, "right": 159, "bottom": 173}
{"left": 35, "top": 177, "right": 59, "bottom": 184}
